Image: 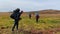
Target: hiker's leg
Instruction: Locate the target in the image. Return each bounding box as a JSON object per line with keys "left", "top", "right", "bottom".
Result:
{"left": 37, "top": 18, "right": 38, "bottom": 22}
{"left": 36, "top": 18, "right": 38, "bottom": 22}
{"left": 29, "top": 16, "right": 31, "bottom": 19}
{"left": 12, "top": 20, "right": 16, "bottom": 31}
{"left": 16, "top": 20, "right": 19, "bottom": 30}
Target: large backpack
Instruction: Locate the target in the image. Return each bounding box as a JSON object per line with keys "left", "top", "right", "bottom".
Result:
{"left": 10, "top": 13, "right": 16, "bottom": 19}
{"left": 36, "top": 14, "right": 39, "bottom": 18}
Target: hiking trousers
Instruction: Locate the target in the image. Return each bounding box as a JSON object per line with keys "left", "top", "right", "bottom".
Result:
{"left": 12, "top": 19, "right": 19, "bottom": 31}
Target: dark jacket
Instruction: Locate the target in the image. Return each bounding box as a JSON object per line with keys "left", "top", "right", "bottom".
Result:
{"left": 14, "top": 11, "right": 22, "bottom": 20}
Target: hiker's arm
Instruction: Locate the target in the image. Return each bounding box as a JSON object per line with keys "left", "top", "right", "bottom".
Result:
{"left": 19, "top": 11, "right": 23, "bottom": 16}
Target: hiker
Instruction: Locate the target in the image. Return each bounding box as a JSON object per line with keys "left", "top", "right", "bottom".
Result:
{"left": 29, "top": 13, "right": 31, "bottom": 19}
{"left": 35, "top": 13, "right": 39, "bottom": 23}
{"left": 10, "top": 8, "right": 23, "bottom": 31}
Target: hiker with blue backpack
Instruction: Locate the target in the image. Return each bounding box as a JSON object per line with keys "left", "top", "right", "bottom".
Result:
{"left": 10, "top": 8, "right": 23, "bottom": 31}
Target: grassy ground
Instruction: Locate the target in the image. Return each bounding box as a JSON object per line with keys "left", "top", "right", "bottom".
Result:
{"left": 0, "top": 13, "right": 60, "bottom": 34}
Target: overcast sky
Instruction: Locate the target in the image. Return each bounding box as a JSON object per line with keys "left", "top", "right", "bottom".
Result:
{"left": 0, "top": 0, "right": 60, "bottom": 12}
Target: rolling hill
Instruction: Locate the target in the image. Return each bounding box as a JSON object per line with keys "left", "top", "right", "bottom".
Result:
{"left": 27, "top": 9, "right": 60, "bottom": 14}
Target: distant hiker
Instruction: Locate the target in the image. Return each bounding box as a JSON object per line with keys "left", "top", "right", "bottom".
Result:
{"left": 10, "top": 8, "right": 23, "bottom": 31}
{"left": 29, "top": 13, "right": 31, "bottom": 19}
{"left": 35, "top": 13, "right": 39, "bottom": 23}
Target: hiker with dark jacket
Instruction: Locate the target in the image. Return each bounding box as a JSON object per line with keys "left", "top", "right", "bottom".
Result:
{"left": 35, "top": 13, "right": 39, "bottom": 23}
{"left": 10, "top": 8, "right": 23, "bottom": 31}
{"left": 29, "top": 13, "right": 31, "bottom": 19}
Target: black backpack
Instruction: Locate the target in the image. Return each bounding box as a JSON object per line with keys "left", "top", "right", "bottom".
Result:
{"left": 10, "top": 13, "right": 16, "bottom": 19}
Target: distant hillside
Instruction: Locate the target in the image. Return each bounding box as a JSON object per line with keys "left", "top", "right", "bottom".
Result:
{"left": 1, "top": 9, "right": 60, "bottom": 14}
{"left": 40, "top": 9, "right": 60, "bottom": 14}
{"left": 29, "top": 9, "right": 60, "bottom": 14}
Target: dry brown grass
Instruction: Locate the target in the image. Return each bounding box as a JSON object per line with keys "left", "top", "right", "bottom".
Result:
{"left": 0, "top": 12, "right": 60, "bottom": 34}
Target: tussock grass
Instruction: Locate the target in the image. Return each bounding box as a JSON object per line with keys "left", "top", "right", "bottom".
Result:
{"left": 0, "top": 14, "right": 60, "bottom": 34}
